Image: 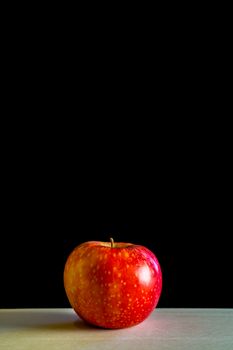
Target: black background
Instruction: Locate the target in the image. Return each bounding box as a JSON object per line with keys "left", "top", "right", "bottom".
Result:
{"left": 0, "top": 21, "right": 232, "bottom": 309}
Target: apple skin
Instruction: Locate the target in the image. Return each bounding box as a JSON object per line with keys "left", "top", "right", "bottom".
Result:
{"left": 64, "top": 240, "right": 162, "bottom": 329}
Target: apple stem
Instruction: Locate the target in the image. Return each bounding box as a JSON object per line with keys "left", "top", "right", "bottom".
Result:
{"left": 110, "top": 237, "right": 114, "bottom": 248}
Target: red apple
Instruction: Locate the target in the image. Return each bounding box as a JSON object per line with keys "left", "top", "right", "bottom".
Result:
{"left": 64, "top": 238, "right": 162, "bottom": 328}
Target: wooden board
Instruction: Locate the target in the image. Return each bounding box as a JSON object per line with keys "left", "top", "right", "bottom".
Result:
{"left": 0, "top": 309, "right": 232, "bottom": 349}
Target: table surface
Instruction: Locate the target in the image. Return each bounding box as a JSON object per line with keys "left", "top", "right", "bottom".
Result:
{"left": 0, "top": 308, "right": 232, "bottom": 350}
